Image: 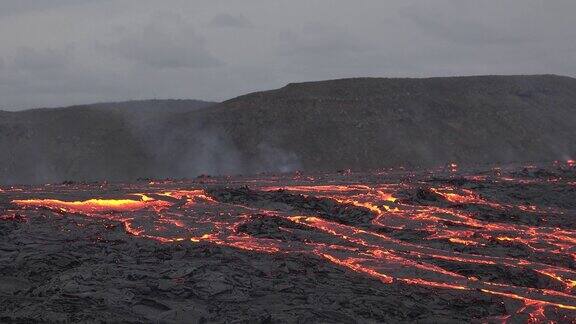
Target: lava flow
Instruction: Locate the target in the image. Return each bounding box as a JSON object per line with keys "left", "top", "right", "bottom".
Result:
{"left": 2, "top": 161, "right": 576, "bottom": 322}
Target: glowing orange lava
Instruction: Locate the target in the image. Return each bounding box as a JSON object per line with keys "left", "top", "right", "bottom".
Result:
{"left": 13, "top": 196, "right": 170, "bottom": 213}
{"left": 4, "top": 163, "right": 576, "bottom": 321}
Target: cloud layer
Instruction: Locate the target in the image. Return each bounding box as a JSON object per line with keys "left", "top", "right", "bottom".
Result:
{"left": 0, "top": 0, "right": 575, "bottom": 110}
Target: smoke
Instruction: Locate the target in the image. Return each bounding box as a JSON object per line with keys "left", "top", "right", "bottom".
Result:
{"left": 119, "top": 103, "right": 302, "bottom": 180}
{"left": 254, "top": 142, "right": 301, "bottom": 173}
{"left": 0, "top": 101, "right": 296, "bottom": 184}
{"left": 172, "top": 128, "right": 244, "bottom": 177}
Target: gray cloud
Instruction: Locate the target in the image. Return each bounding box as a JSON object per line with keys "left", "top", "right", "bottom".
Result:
{"left": 13, "top": 46, "right": 73, "bottom": 71}
{"left": 0, "top": 0, "right": 574, "bottom": 110}
{"left": 210, "top": 13, "right": 252, "bottom": 28}
{"left": 400, "top": 2, "right": 536, "bottom": 46}
{"left": 278, "top": 23, "right": 371, "bottom": 56}
{"left": 105, "top": 14, "right": 223, "bottom": 69}
{"left": 0, "top": 0, "right": 105, "bottom": 17}
{"left": 402, "top": 11, "right": 518, "bottom": 45}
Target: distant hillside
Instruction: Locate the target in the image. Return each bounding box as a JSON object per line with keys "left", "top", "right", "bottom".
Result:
{"left": 1, "top": 75, "right": 576, "bottom": 184}
{"left": 188, "top": 74, "right": 576, "bottom": 173}
{"left": 0, "top": 99, "right": 215, "bottom": 184}
{"left": 18, "top": 99, "right": 215, "bottom": 115}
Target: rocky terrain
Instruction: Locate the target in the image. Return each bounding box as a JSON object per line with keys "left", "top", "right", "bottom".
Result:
{"left": 1, "top": 75, "right": 576, "bottom": 184}
{"left": 1, "top": 161, "right": 575, "bottom": 322}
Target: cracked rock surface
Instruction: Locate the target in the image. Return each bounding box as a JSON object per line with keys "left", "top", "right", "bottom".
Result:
{"left": 1, "top": 162, "right": 576, "bottom": 322}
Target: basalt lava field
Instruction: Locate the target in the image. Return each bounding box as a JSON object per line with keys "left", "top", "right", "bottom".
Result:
{"left": 1, "top": 162, "right": 576, "bottom": 323}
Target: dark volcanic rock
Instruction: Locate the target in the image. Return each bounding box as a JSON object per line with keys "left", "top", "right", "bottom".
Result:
{"left": 1, "top": 163, "right": 576, "bottom": 322}
{"left": 0, "top": 213, "right": 507, "bottom": 323}
{"left": 208, "top": 187, "right": 376, "bottom": 225}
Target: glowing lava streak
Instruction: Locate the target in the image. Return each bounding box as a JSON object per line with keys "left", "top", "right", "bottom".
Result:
{"left": 4, "top": 163, "right": 576, "bottom": 321}
{"left": 13, "top": 196, "right": 171, "bottom": 213}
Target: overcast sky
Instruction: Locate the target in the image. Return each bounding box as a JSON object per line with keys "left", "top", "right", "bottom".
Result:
{"left": 1, "top": 0, "right": 575, "bottom": 110}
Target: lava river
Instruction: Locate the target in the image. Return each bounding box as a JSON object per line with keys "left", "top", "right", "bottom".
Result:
{"left": 2, "top": 162, "right": 576, "bottom": 322}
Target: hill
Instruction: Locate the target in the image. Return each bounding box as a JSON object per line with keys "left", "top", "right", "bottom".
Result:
{"left": 0, "top": 100, "right": 215, "bottom": 184}
{"left": 1, "top": 75, "right": 576, "bottom": 184}
{"left": 187, "top": 74, "right": 576, "bottom": 173}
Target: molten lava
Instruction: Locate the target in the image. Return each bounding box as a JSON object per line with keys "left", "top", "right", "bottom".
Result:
{"left": 3, "top": 160, "right": 576, "bottom": 321}
{"left": 12, "top": 196, "right": 170, "bottom": 214}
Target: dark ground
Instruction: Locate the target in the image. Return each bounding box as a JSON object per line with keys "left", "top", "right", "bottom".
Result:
{"left": 1, "top": 161, "right": 576, "bottom": 323}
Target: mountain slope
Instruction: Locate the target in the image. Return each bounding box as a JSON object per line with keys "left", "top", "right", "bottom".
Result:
{"left": 188, "top": 74, "right": 576, "bottom": 172}
{"left": 1, "top": 75, "right": 576, "bottom": 184}
{"left": 0, "top": 100, "right": 215, "bottom": 184}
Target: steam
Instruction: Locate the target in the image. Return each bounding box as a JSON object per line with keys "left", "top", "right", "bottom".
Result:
{"left": 0, "top": 101, "right": 302, "bottom": 185}
{"left": 173, "top": 128, "right": 244, "bottom": 176}
{"left": 121, "top": 105, "right": 302, "bottom": 180}
{"left": 254, "top": 142, "right": 301, "bottom": 173}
